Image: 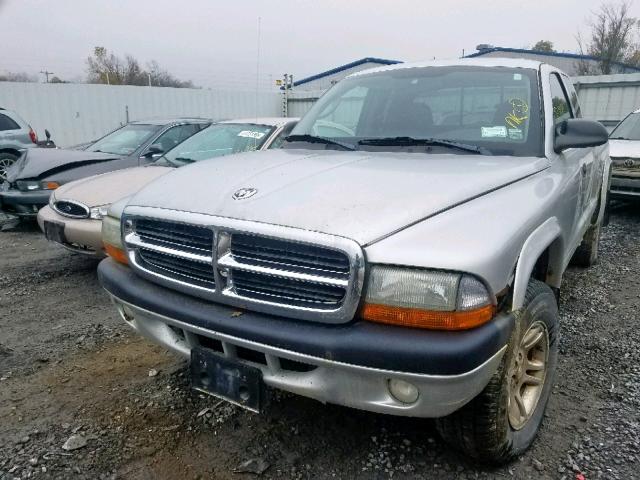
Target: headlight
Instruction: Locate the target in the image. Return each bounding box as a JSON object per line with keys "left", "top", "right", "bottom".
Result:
{"left": 16, "top": 180, "right": 60, "bottom": 191}
{"left": 101, "top": 215, "right": 128, "bottom": 265}
{"left": 361, "top": 265, "right": 495, "bottom": 330}
{"left": 102, "top": 215, "right": 123, "bottom": 249}
{"left": 90, "top": 205, "right": 110, "bottom": 220}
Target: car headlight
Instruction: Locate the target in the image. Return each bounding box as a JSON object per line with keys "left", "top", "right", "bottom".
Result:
{"left": 361, "top": 265, "right": 495, "bottom": 330}
{"left": 48, "top": 191, "right": 56, "bottom": 209}
{"left": 101, "top": 215, "right": 129, "bottom": 264}
{"left": 16, "top": 180, "right": 60, "bottom": 191}
{"left": 90, "top": 205, "right": 110, "bottom": 220}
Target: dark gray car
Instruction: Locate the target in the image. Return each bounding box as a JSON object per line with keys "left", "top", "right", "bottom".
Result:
{"left": 0, "top": 108, "right": 40, "bottom": 182}
{"left": 0, "top": 117, "right": 210, "bottom": 217}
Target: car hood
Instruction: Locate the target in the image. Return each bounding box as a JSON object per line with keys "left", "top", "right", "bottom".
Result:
{"left": 54, "top": 165, "right": 172, "bottom": 208}
{"left": 129, "top": 149, "right": 550, "bottom": 245}
{"left": 6, "top": 147, "right": 120, "bottom": 182}
{"left": 609, "top": 139, "right": 640, "bottom": 158}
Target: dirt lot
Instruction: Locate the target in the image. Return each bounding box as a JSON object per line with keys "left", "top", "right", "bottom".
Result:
{"left": 1, "top": 206, "right": 639, "bottom": 480}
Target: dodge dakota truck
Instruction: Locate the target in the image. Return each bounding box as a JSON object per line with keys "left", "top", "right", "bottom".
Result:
{"left": 98, "top": 59, "right": 609, "bottom": 463}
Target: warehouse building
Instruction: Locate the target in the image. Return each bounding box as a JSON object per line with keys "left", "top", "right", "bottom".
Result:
{"left": 466, "top": 45, "right": 640, "bottom": 76}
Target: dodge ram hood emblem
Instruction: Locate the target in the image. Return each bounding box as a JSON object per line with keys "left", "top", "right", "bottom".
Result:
{"left": 232, "top": 187, "right": 258, "bottom": 200}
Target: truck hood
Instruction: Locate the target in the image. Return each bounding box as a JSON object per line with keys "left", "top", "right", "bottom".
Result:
{"left": 6, "top": 148, "right": 120, "bottom": 182}
{"left": 54, "top": 165, "right": 172, "bottom": 208}
{"left": 129, "top": 149, "right": 550, "bottom": 245}
{"left": 609, "top": 139, "right": 640, "bottom": 158}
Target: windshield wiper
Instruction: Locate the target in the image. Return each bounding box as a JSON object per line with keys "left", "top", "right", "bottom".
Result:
{"left": 173, "top": 157, "right": 196, "bottom": 163}
{"left": 285, "top": 134, "right": 356, "bottom": 151}
{"left": 609, "top": 136, "right": 627, "bottom": 140}
{"left": 358, "top": 137, "right": 489, "bottom": 155}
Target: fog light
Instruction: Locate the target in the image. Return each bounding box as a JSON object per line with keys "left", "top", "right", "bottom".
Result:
{"left": 388, "top": 379, "right": 419, "bottom": 404}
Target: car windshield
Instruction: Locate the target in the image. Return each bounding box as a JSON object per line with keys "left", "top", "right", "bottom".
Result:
{"left": 159, "top": 122, "right": 275, "bottom": 165}
{"left": 289, "top": 65, "right": 543, "bottom": 157}
{"left": 86, "top": 124, "right": 161, "bottom": 155}
{"left": 610, "top": 113, "right": 640, "bottom": 140}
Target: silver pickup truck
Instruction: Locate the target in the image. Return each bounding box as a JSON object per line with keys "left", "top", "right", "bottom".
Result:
{"left": 98, "top": 59, "right": 609, "bottom": 463}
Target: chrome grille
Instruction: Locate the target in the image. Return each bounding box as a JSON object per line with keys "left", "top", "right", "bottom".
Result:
{"left": 123, "top": 207, "right": 364, "bottom": 324}
{"left": 230, "top": 233, "right": 350, "bottom": 278}
{"left": 53, "top": 200, "right": 89, "bottom": 218}
{"left": 136, "top": 218, "right": 213, "bottom": 254}
{"left": 138, "top": 248, "right": 216, "bottom": 289}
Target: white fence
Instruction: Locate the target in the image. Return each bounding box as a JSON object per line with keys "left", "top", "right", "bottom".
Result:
{"left": 0, "top": 82, "right": 282, "bottom": 147}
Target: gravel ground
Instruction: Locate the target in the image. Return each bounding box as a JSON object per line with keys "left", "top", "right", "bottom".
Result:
{"left": 0, "top": 205, "right": 639, "bottom": 480}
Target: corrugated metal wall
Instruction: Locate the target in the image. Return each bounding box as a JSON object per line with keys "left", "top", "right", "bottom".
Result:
{"left": 286, "top": 90, "right": 323, "bottom": 118}
{"left": 0, "top": 82, "right": 282, "bottom": 147}
{"left": 574, "top": 73, "right": 640, "bottom": 128}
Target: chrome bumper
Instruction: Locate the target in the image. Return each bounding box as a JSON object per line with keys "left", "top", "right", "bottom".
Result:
{"left": 110, "top": 294, "right": 506, "bottom": 418}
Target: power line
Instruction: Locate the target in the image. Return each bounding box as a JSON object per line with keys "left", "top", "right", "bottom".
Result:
{"left": 39, "top": 70, "right": 54, "bottom": 83}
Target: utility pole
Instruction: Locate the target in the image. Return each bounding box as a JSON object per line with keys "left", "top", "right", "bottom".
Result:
{"left": 40, "top": 70, "right": 54, "bottom": 83}
{"left": 282, "top": 73, "right": 289, "bottom": 117}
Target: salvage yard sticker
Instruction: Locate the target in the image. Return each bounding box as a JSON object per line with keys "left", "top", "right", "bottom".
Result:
{"left": 481, "top": 126, "right": 507, "bottom": 138}
{"left": 238, "top": 131, "right": 266, "bottom": 139}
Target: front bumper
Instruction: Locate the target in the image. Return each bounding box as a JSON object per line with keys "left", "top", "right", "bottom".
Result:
{"left": 0, "top": 188, "right": 52, "bottom": 217}
{"left": 37, "top": 205, "right": 104, "bottom": 256}
{"left": 610, "top": 172, "right": 640, "bottom": 198}
{"left": 98, "top": 259, "right": 512, "bottom": 418}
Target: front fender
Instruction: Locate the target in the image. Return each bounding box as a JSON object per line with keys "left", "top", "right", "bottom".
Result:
{"left": 512, "top": 217, "right": 564, "bottom": 310}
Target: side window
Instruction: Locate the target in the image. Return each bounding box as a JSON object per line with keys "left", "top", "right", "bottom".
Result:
{"left": 152, "top": 124, "right": 199, "bottom": 153}
{"left": 0, "top": 113, "right": 20, "bottom": 131}
{"left": 562, "top": 74, "right": 582, "bottom": 118}
{"left": 268, "top": 122, "right": 297, "bottom": 149}
{"left": 549, "top": 74, "right": 573, "bottom": 125}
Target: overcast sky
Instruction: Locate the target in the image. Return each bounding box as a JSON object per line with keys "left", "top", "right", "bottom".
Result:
{"left": 1, "top": 0, "right": 639, "bottom": 89}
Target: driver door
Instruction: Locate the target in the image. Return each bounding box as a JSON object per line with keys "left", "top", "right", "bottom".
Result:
{"left": 549, "top": 72, "right": 596, "bottom": 244}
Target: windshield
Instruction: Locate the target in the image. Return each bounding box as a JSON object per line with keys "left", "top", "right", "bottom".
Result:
{"left": 610, "top": 113, "right": 640, "bottom": 140}
{"left": 159, "top": 122, "right": 275, "bottom": 165}
{"left": 86, "top": 124, "right": 161, "bottom": 155}
{"left": 289, "top": 66, "right": 543, "bottom": 156}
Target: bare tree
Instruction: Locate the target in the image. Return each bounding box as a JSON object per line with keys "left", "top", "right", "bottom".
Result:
{"left": 86, "top": 47, "right": 195, "bottom": 87}
{"left": 577, "top": 1, "right": 640, "bottom": 74}
{"left": 532, "top": 40, "right": 556, "bottom": 52}
{"left": 0, "top": 71, "right": 38, "bottom": 82}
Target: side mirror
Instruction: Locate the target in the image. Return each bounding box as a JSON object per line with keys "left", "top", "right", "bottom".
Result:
{"left": 143, "top": 144, "right": 164, "bottom": 158}
{"left": 554, "top": 119, "right": 609, "bottom": 153}
{"left": 45, "top": 129, "right": 51, "bottom": 140}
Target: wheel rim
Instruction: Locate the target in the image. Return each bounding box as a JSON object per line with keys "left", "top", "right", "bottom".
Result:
{"left": 0, "top": 157, "right": 16, "bottom": 182}
{"left": 508, "top": 321, "right": 549, "bottom": 430}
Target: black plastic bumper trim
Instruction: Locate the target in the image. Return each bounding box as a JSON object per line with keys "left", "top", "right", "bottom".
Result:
{"left": 98, "top": 258, "right": 514, "bottom": 376}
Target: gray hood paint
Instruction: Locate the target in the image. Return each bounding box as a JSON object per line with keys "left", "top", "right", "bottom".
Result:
{"left": 129, "top": 149, "right": 550, "bottom": 245}
{"left": 7, "top": 148, "right": 118, "bottom": 182}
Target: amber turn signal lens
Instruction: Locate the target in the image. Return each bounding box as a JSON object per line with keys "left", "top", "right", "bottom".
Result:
{"left": 361, "top": 303, "right": 495, "bottom": 331}
{"left": 43, "top": 182, "right": 60, "bottom": 190}
{"left": 104, "top": 243, "right": 129, "bottom": 265}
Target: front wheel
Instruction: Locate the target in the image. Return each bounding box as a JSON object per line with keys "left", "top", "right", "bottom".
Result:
{"left": 436, "top": 280, "right": 559, "bottom": 464}
{"left": 0, "top": 152, "right": 19, "bottom": 183}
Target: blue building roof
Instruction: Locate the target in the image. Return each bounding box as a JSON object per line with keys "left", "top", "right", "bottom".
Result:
{"left": 466, "top": 47, "right": 640, "bottom": 72}
{"left": 292, "top": 57, "right": 402, "bottom": 88}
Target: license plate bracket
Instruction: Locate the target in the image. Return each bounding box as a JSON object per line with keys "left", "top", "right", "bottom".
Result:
{"left": 190, "top": 347, "right": 264, "bottom": 413}
{"left": 44, "top": 220, "right": 67, "bottom": 244}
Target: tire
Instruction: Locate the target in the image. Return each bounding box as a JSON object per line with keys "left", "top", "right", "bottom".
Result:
{"left": 0, "top": 152, "right": 19, "bottom": 183}
{"left": 435, "top": 280, "right": 559, "bottom": 464}
{"left": 570, "top": 221, "right": 601, "bottom": 267}
{"left": 571, "top": 190, "right": 605, "bottom": 268}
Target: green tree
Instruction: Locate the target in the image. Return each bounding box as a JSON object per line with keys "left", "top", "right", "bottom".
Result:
{"left": 532, "top": 40, "right": 556, "bottom": 52}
